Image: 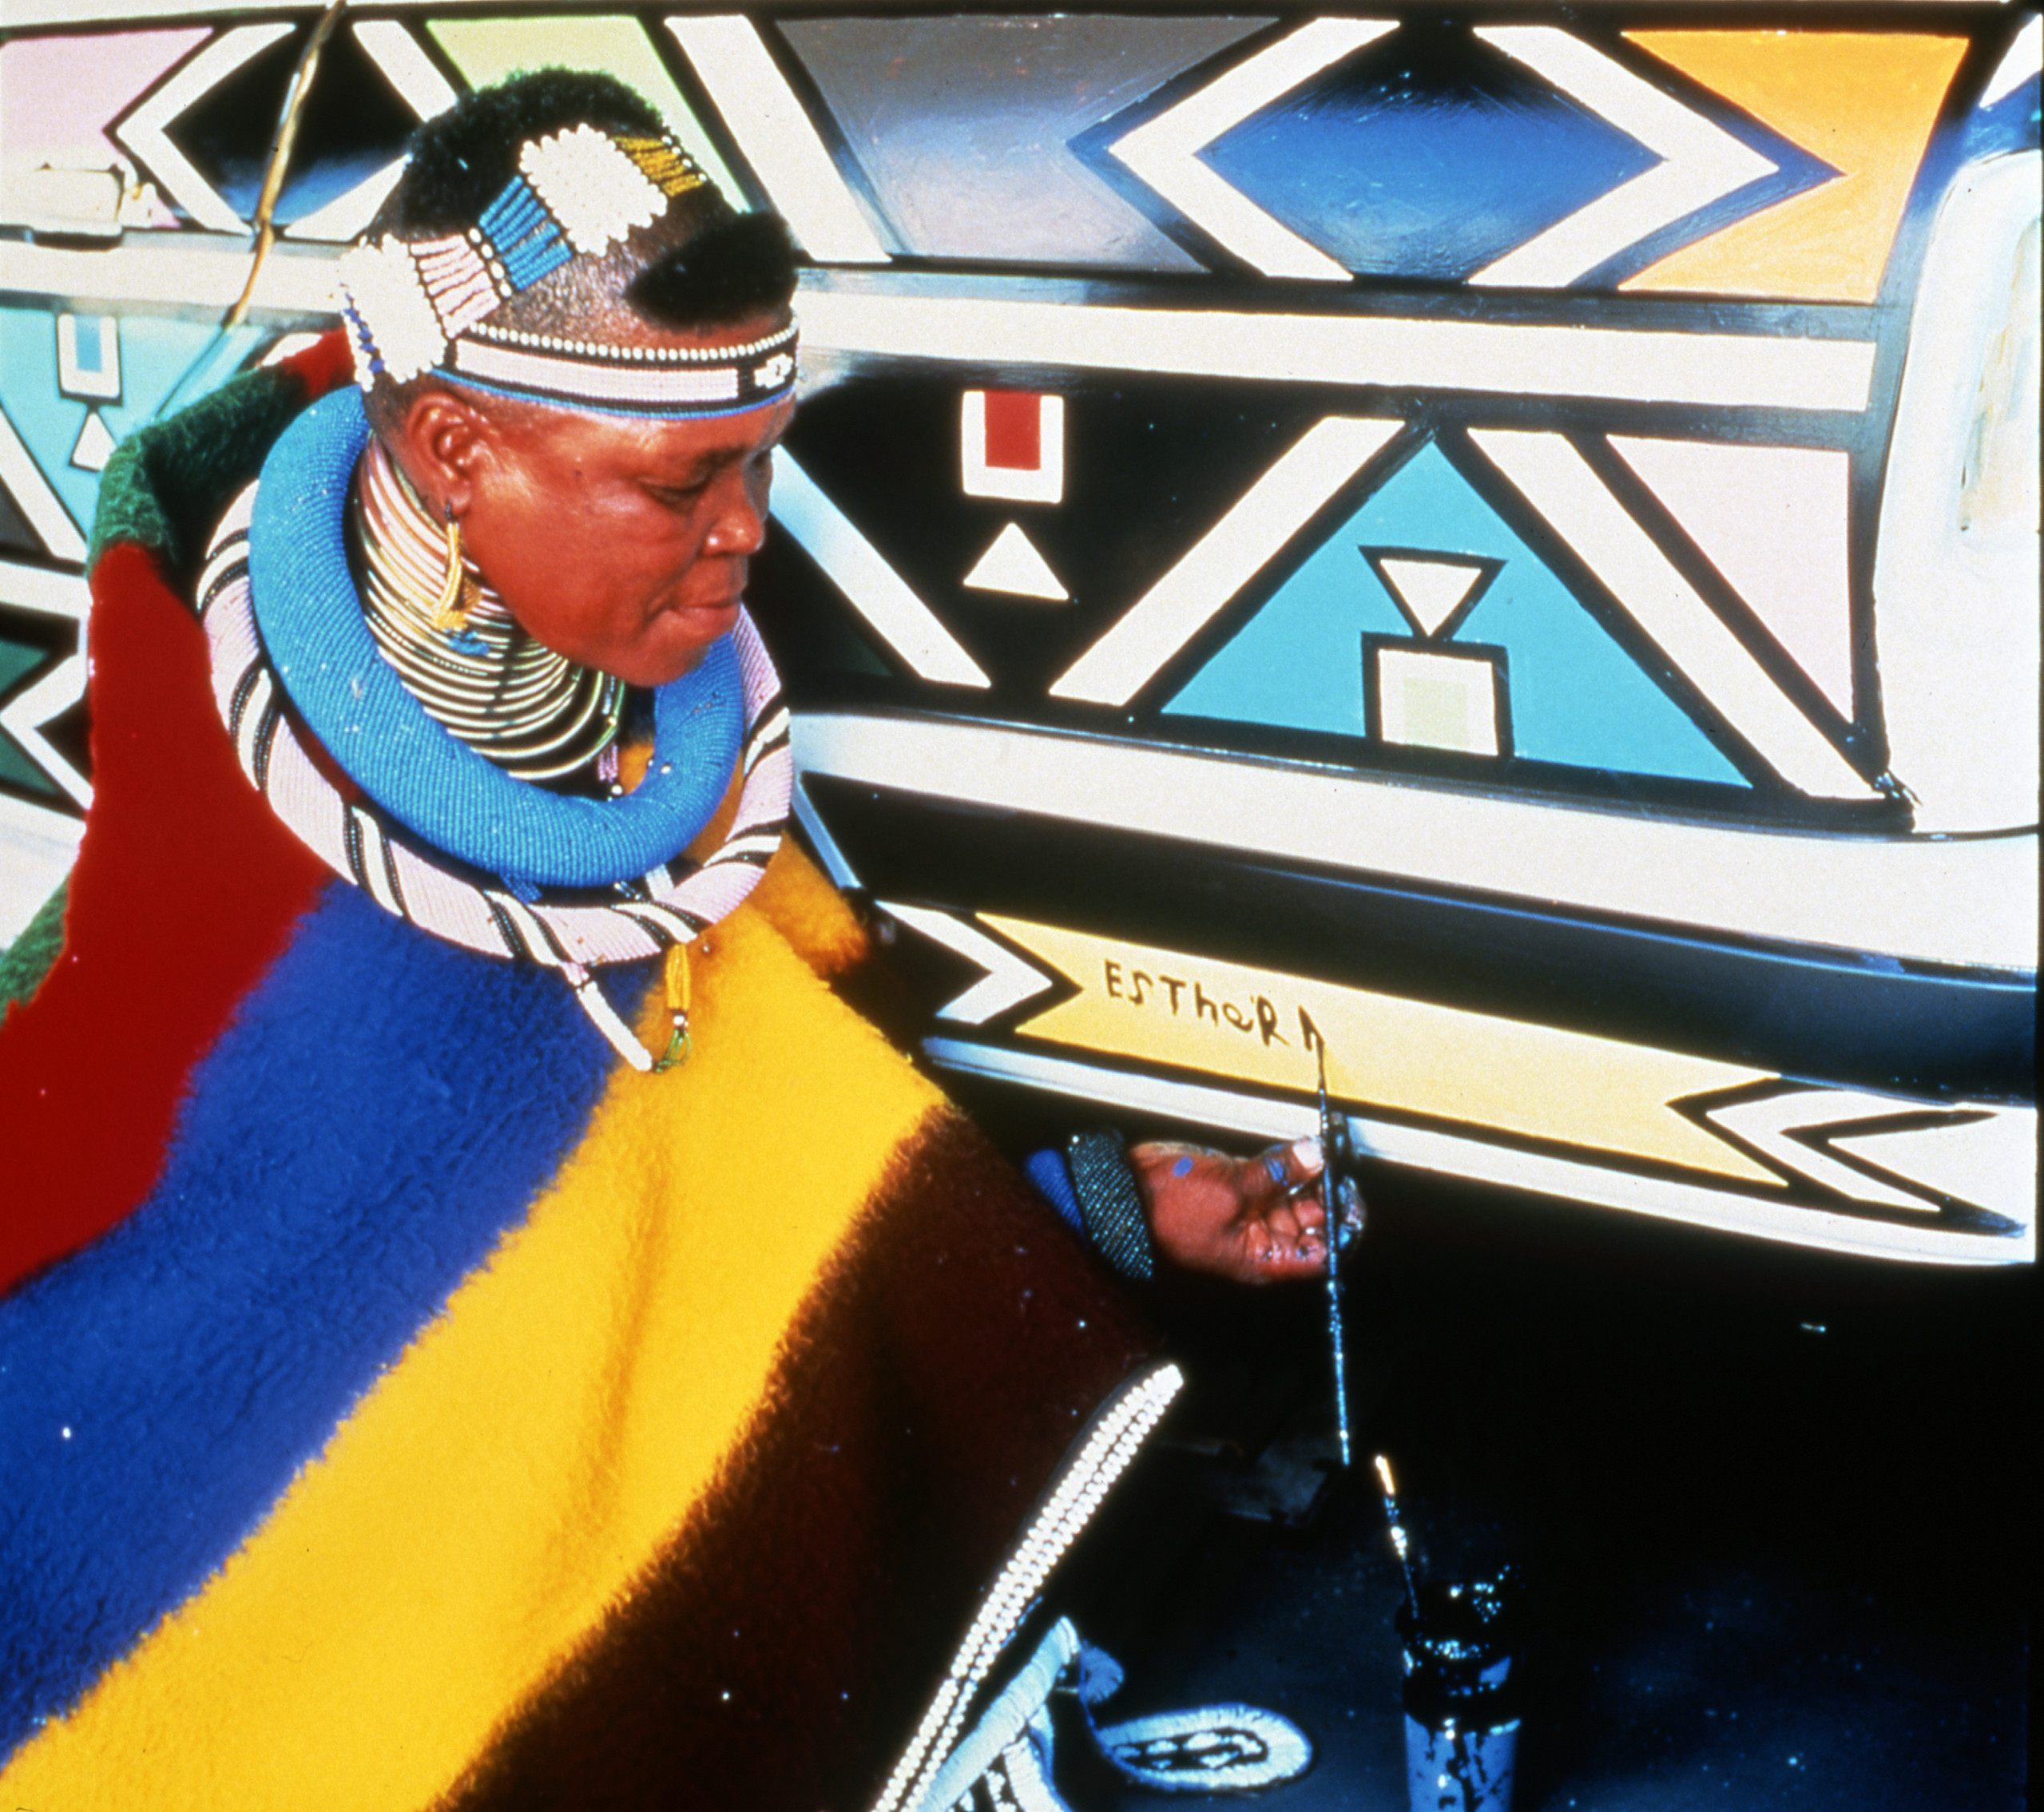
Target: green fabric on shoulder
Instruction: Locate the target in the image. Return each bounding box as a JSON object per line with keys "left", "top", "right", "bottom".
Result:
{"left": 88, "top": 363, "right": 313, "bottom": 589}
{"left": 0, "top": 878, "right": 68, "bottom": 1017}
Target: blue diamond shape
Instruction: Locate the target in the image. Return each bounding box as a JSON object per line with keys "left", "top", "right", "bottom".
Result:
{"left": 1201, "top": 27, "right": 1661, "bottom": 282}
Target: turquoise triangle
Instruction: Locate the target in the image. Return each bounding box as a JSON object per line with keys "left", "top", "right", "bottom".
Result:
{"left": 1165, "top": 439, "right": 1745, "bottom": 788}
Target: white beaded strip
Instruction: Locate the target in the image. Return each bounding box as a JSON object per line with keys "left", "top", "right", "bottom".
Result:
{"left": 519, "top": 123, "right": 665, "bottom": 257}
{"left": 468, "top": 320, "right": 797, "bottom": 364}
{"left": 871, "top": 1363, "right": 1186, "bottom": 1812}
{"left": 341, "top": 124, "right": 736, "bottom": 400}
{"left": 410, "top": 233, "right": 506, "bottom": 342}
{"left": 337, "top": 236, "right": 447, "bottom": 383}
{"left": 344, "top": 242, "right": 797, "bottom": 412}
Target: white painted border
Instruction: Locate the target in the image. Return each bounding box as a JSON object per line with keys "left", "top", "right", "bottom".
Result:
{"left": 1980, "top": 14, "right": 2042, "bottom": 109}
{"left": 0, "top": 246, "right": 1879, "bottom": 416}
{"left": 280, "top": 22, "right": 459, "bottom": 244}
{"left": 1473, "top": 26, "right": 1776, "bottom": 289}
{"left": 665, "top": 14, "right": 891, "bottom": 264}
{"left": 115, "top": 23, "right": 294, "bottom": 236}
{"left": 1054, "top": 415, "right": 1398, "bottom": 703}
{"left": 0, "top": 560, "right": 91, "bottom": 810}
{"left": 792, "top": 709, "right": 2039, "bottom": 972}
{"left": 0, "top": 406, "right": 86, "bottom": 564}
{"left": 876, "top": 901, "right": 1057, "bottom": 1024}
{"left": 769, "top": 453, "right": 990, "bottom": 686}
{"left": 2, "top": 0, "right": 2018, "bottom": 27}
{"left": 1470, "top": 428, "right": 1872, "bottom": 799}
{"left": 1376, "top": 643, "right": 1504, "bottom": 756}
{"left": 923, "top": 1037, "right": 2033, "bottom": 1266}
{"left": 55, "top": 315, "right": 121, "bottom": 402}
{"left": 961, "top": 391, "right": 1064, "bottom": 504}
{"left": 790, "top": 772, "right": 858, "bottom": 889}
{"left": 0, "top": 236, "right": 339, "bottom": 319}
{"left": 797, "top": 289, "right": 1878, "bottom": 412}
{"left": 1106, "top": 18, "right": 1395, "bottom": 282}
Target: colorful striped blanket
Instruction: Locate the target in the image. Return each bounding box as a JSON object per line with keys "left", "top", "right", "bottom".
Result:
{"left": 0, "top": 339, "right": 1151, "bottom": 1809}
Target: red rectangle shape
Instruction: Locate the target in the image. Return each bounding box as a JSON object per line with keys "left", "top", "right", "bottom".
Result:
{"left": 982, "top": 391, "right": 1041, "bottom": 471}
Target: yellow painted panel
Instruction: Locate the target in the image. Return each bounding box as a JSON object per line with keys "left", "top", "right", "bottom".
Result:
{"left": 428, "top": 14, "right": 747, "bottom": 203}
{"left": 0, "top": 906, "right": 940, "bottom": 1810}
{"left": 989, "top": 916, "right": 1778, "bottom": 1186}
{"left": 1623, "top": 32, "right": 1967, "bottom": 303}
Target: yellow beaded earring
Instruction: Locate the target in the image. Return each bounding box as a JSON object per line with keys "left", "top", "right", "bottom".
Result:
{"left": 430, "top": 505, "right": 470, "bottom": 638}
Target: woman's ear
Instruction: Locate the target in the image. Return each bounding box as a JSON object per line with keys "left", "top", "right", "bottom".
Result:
{"left": 392, "top": 387, "right": 494, "bottom": 517}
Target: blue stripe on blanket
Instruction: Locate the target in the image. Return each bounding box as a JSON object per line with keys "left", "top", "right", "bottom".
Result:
{"left": 0, "top": 882, "right": 647, "bottom": 1753}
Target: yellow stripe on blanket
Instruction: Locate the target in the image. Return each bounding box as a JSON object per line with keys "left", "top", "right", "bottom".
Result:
{"left": 2, "top": 906, "right": 943, "bottom": 1811}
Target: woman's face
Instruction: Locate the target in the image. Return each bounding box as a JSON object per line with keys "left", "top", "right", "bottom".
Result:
{"left": 419, "top": 309, "right": 796, "bottom": 689}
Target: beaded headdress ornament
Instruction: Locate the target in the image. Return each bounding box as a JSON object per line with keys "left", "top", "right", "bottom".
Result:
{"left": 337, "top": 124, "right": 797, "bottom": 418}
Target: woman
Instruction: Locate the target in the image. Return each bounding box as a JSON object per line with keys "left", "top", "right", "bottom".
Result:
{"left": 0, "top": 71, "right": 1340, "bottom": 1810}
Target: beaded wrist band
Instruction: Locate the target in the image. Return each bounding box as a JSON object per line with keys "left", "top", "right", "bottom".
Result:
{"left": 336, "top": 123, "right": 796, "bottom": 418}
{"left": 1066, "top": 1132, "right": 1157, "bottom": 1285}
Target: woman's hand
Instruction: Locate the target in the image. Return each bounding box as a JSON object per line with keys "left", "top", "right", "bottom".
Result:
{"left": 1129, "top": 1137, "right": 1363, "bottom": 1286}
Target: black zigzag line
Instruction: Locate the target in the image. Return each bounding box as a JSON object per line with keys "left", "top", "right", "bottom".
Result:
{"left": 376, "top": 820, "right": 409, "bottom": 922}
{"left": 342, "top": 803, "right": 371, "bottom": 894}
{"left": 617, "top": 900, "right": 703, "bottom": 946}
{"left": 742, "top": 715, "right": 790, "bottom": 775}
{"left": 519, "top": 900, "right": 576, "bottom": 965}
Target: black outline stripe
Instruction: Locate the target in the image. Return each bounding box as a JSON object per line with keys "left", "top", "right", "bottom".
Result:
{"left": 480, "top": 892, "right": 536, "bottom": 962}
{"left": 617, "top": 901, "right": 704, "bottom": 945}
{"left": 199, "top": 549, "right": 250, "bottom": 618}
{"left": 249, "top": 695, "right": 283, "bottom": 795}
{"left": 227, "top": 659, "right": 264, "bottom": 744}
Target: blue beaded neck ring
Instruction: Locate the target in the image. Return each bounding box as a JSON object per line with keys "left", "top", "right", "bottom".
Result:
{"left": 248, "top": 387, "right": 741, "bottom": 889}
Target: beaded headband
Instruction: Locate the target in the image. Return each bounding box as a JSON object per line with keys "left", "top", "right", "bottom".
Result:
{"left": 336, "top": 123, "right": 798, "bottom": 418}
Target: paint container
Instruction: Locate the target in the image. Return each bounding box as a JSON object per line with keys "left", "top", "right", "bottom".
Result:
{"left": 1396, "top": 1572, "right": 1521, "bottom": 1812}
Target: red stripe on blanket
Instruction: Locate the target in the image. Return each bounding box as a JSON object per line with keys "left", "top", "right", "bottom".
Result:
{"left": 0, "top": 542, "right": 327, "bottom": 1294}
{"left": 1, "top": 334, "right": 354, "bottom": 1295}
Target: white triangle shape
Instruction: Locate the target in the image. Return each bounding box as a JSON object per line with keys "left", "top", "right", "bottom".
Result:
{"left": 1832, "top": 1110, "right": 2035, "bottom": 1219}
{"left": 962, "top": 522, "right": 1069, "bottom": 601}
{"left": 875, "top": 901, "right": 1055, "bottom": 1025}
{"left": 1611, "top": 437, "right": 1855, "bottom": 716}
{"left": 1376, "top": 556, "right": 1486, "bottom": 636}
{"left": 69, "top": 410, "right": 117, "bottom": 474}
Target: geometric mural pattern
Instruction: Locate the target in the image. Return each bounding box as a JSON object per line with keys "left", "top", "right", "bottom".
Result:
{"left": 0, "top": 4, "right": 2010, "bottom": 823}
{"left": 1165, "top": 438, "right": 1750, "bottom": 787}
{"left": 0, "top": 6, "right": 2033, "bottom": 1260}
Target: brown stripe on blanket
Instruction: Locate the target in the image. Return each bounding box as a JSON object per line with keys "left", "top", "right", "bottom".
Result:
{"left": 439, "top": 1106, "right": 1155, "bottom": 1811}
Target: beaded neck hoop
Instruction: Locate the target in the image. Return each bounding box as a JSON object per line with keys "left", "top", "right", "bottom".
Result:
{"left": 337, "top": 123, "right": 798, "bottom": 420}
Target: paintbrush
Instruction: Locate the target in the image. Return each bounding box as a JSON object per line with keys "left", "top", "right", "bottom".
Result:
{"left": 1374, "top": 1453, "right": 1420, "bottom": 1614}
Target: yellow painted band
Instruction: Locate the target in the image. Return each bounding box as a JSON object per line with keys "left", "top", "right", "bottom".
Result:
{"left": 986, "top": 916, "right": 1777, "bottom": 1185}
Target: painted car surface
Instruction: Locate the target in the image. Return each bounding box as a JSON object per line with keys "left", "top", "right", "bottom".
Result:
{"left": 0, "top": 4, "right": 2036, "bottom": 1264}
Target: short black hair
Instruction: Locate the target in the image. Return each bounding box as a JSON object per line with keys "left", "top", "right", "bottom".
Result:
{"left": 626, "top": 212, "right": 800, "bottom": 330}
{"left": 379, "top": 69, "right": 668, "bottom": 236}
